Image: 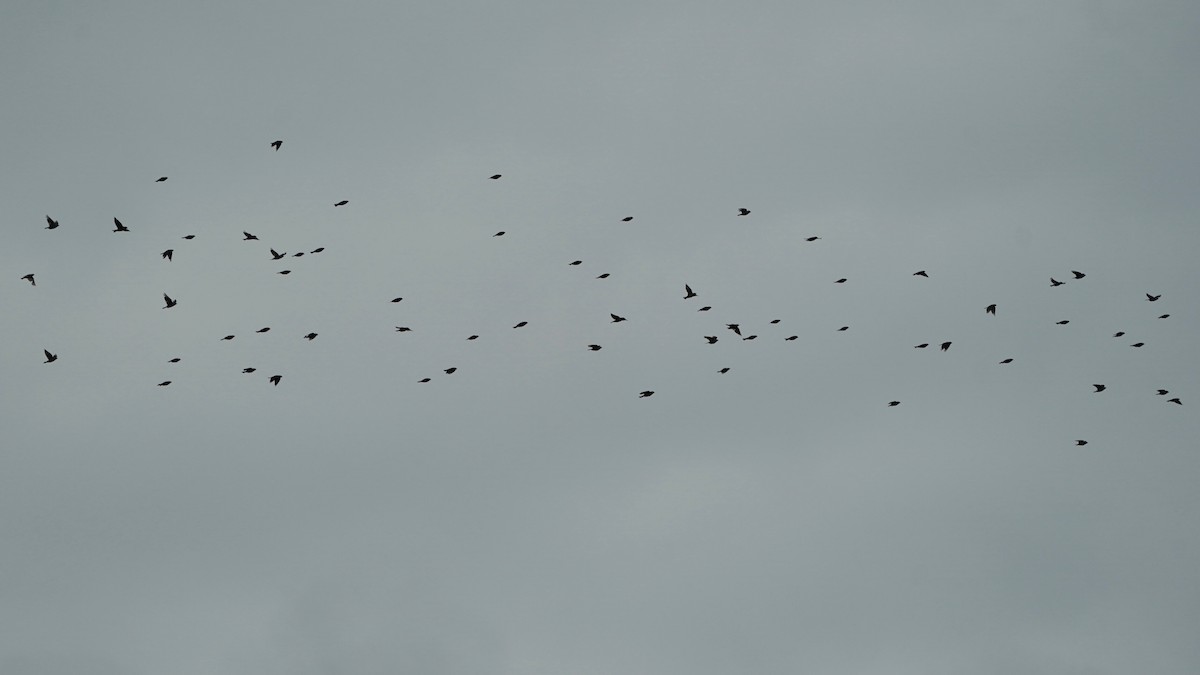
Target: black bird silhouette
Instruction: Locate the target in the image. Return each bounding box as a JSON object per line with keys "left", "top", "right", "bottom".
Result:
{"left": 999, "top": 358, "right": 1013, "bottom": 364}
{"left": 334, "top": 200, "right": 348, "bottom": 206}
{"left": 940, "top": 342, "right": 952, "bottom": 351}
{"left": 162, "top": 249, "right": 173, "bottom": 261}
{"left": 1167, "top": 398, "right": 1182, "bottom": 405}
{"left": 1156, "top": 389, "right": 1169, "bottom": 395}
{"left": 21, "top": 273, "right": 35, "bottom": 286}
{"left": 1146, "top": 294, "right": 1161, "bottom": 301}
{"left": 271, "top": 140, "right": 282, "bottom": 151}
{"left": 915, "top": 343, "right": 929, "bottom": 348}
{"left": 162, "top": 294, "right": 177, "bottom": 309}
{"left": 467, "top": 335, "right": 479, "bottom": 340}
{"left": 1051, "top": 277, "right": 1065, "bottom": 287}
{"left": 304, "top": 333, "right": 318, "bottom": 340}
{"left": 569, "top": 260, "right": 582, "bottom": 265}
{"left": 513, "top": 321, "right": 527, "bottom": 328}
{"left": 158, "top": 381, "right": 171, "bottom": 386}
{"left": 743, "top": 335, "right": 758, "bottom": 340}
{"left": 155, "top": 176, "right": 168, "bottom": 182}
{"left": 489, "top": 174, "right": 501, "bottom": 179}
{"left": 726, "top": 324, "right": 741, "bottom": 335}
{"left": 1072, "top": 270, "right": 1086, "bottom": 279}
{"left": 913, "top": 270, "right": 928, "bottom": 277}
{"left": 610, "top": 313, "right": 627, "bottom": 323}
{"left": 1056, "top": 320, "right": 1070, "bottom": 325}
{"left": 888, "top": 401, "right": 900, "bottom": 407}
{"left": 494, "top": 231, "right": 505, "bottom": 237}
{"left": 1093, "top": 384, "right": 1106, "bottom": 392}
{"left": 596, "top": 273, "right": 610, "bottom": 279}
{"left": 785, "top": 335, "right": 798, "bottom": 341}
{"left": 638, "top": 390, "right": 654, "bottom": 398}
{"left": 587, "top": 344, "right": 602, "bottom": 351}
{"left": 293, "top": 252, "right": 304, "bottom": 257}
{"left": 418, "top": 378, "right": 431, "bottom": 383}
{"left": 1131, "top": 343, "right": 1145, "bottom": 348}
{"left": 243, "top": 368, "right": 256, "bottom": 373}
{"left": 444, "top": 367, "right": 457, "bottom": 374}
{"left": 704, "top": 336, "right": 718, "bottom": 344}
{"left": 395, "top": 326, "right": 412, "bottom": 332}
{"left": 311, "top": 247, "right": 325, "bottom": 253}
{"left": 684, "top": 285, "right": 697, "bottom": 299}
{"left": 805, "top": 236, "right": 821, "bottom": 242}
{"left": 270, "top": 249, "right": 286, "bottom": 260}
{"left": 719, "top": 367, "right": 731, "bottom": 373}
{"left": 1076, "top": 440, "right": 1088, "bottom": 446}
{"left": 1113, "top": 331, "right": 1125, "bottom": 337}
{"left": 769, "top": 319, "right": 781, "bottom": 324}
{"left": 698, "top": 306, "right": 711, "bottom": 312}
{"left": 256, "top": 327, "right": 270, "bottom": 333}
{"left": 269, "top": 375, "right": 282, "bottom": 386}
{"left": 836, "top": 326, "right": 848, "bottom": 331}
{"left": 45, "top": 215, "right": 59, "bottom": 229}
{"left": 243, "top": 231, "right": 258, "bottom": 241}
{"left": 182, "top": 234, "right": 195, "bottom": 239}
{"left": 737, "top": 208, "right": 750, "bottom": 216}
{"left": 113, "top": 218, "right": 129, "bottom": 232}
{"left": 43, "top": 349, "right": 57, "bottom": 363}
{"left": 221, "top": 335, "right": 235, "bottom": 341}
{"left": 1159, "top": 314, "right": 1170, "bottom": 319}
{"left": 835, "top": 278, "right": 847, "bottom": 284}
{"left": 168, "top": 358, "right": 181, "bottom": 363}
{"left": 621, "top": 216, "right": 633, "bottom": 222}
{"left": 986, "top": 304, "right": 996, "bottom": 315}
{"left": 278, "top": 270, "right": 291, "bottom": 275}
{"left": 391, "top": 297, "right": 403, "bottom": 303}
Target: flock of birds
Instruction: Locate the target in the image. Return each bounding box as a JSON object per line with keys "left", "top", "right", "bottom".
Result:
{"left": 20, "top": 139, "right": 1184, "bottom": 446}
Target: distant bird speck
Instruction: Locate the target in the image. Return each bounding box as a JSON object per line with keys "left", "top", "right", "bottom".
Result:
{"left": 243, "top": 368, "right": 256, "bottom": 373}
{"left": 1131, "top": 343, "right": 1145, "bottom": 348}
{"left": 113, "top": 218, "right": 129, "bottom": 232}
{"left": 1072, "top": 270, "right": 1086, "bottom": 279}
{"left": 256, "top": 327, "right": 270, "bottom": 333}
{"left": 704, "top": 336, "right": 718, "bottom": 344}
{"left": 999, "top": 358, "right": 1013, "bottom": 364}
{"left": 1167, "top": 398, "right": 1182, "bottom": 405}
{"left": 596, "top": 273, "right": 610, "bottom": 279}
{"left": 940, "top": 342, "right": 952, "bottom": 351}
{"left": 21, "top": 273, "right": 35, "bottom": 286}
{"left": 913, "top": 270, "right": 928, "bottom": 277}
{"left": 1056, "top": 320, "right": 1070, "bottom": 325}
{"left": 45, "top": 215, "right": 59, "bottom": 229}
{"left": 1051, "top": 277, "right": 1065, "bottom": 287}
{"left": 182, "top": 234, "right": 195, "bottom": 239}
{"left": 587, "top": 344, "right": 602, "bottom": 351}
{"left": 269, "top": 375, "right": 282, "bottom": 386}
{"left": 162, "top": 249, "right": 173, "bottom": 261}
{"left": 1146, "top": 293, "right": 1161, "bottom": 301}
{"left": 467, "top": 335, "right": 479, "bottom": 340}
{"left": 394, "top": 326, "right": 412, "bottom": 332}
{"left": 162, "top": 294, "right": 177, "bottom": 309}
{"left": 221, "top": 335, "right": 235, "bottom": 341}
{"left": 168, "top": 358, "right": 181, "bottom": 363}
{"left": 334, "top": 200, "right": 349, "bottom": 207}
{"left": 311, "top": 247, "right": 325, "bottom": 253}
{"left": 986, "top": 304, "right": 996, "bottom": 315}
{"left": 43, "top": 349, "right": 57, "bottom": 363}
{"left": 1093, "top": 384, "right": 1106, "bottom": 392}
{"left": 1113, "top": 332, "right": 1125, "bottom": 337}
{"left": 1076, "top": 440, "right": 1088, "bottom": 446}
{"left": 638, "top": 390, "right": 654, "bottom": 398}
{"left": 270, "top": 249, "right": 286, "bottom": 260}
{"left": 915, "top": 343, "right": 929, "bottom": 348}
{"left": 1156, "top": 390, "right": 1169, "bottom": 395}
{"left": 770, "top": 319, "right": 781, "bottom": 324}
{"left": 271, "top": 140, "right": 282, "bottom": 151}
{"left": 444, "top": 367, "right": 457, "bottom": 374}
{"left": 610, "top": 313, "right": 627, "bottom": 323}
{"left": 621, "top": 216, "right": 633, "bottom": 222}
{"left": 737, "top": 208, "right": 750, "bottom": 216}
{"left": 806, "top": 236, "right": 821, "bottom": 242}
{"left": 698, "top": 306, "right": 711, "bottom": 312}
{"left": 835, "top": 278, "right": 847, "bottom": 284}
{"left": 888, "top": 401, "right": 900, "bottom": 407}
{"left": 1158, "top": 314, "right": 1170, "bottom": 319}
{"left": 719, "top": 367, "right": 731, "bottom": 373}
{"left": 156, "top": 176, "right": 168, "bottom": 182}
{"left": 243, "top": 231, "right": 258, "bottom": 241}
{"left": 837, "top": 326, "right": 849, "bottom": 332}
{"left": 391, "top": 297, "right": 403, "bottom": 303}
{"left": 418, "top": 378, "right": 431, "bottom": 383}
{"left": 278, "top": 270, "right": 291, "bottom": 275}
{"left": 489, "top": 174, "right": 501, "bottom": 179}
{"left": 743, "top": 335, "right": 758, "bottom": 341}
{"left": 158, "top": 381, "right": 171, "bottom": 386}
{"left": 569, "top": 260, "right": 582, "bottom": 266}
{"left": 513, "top": 321, "right": 527, "bottom": 328}
{"left": 293, "top": 252, "right": 304, "bottom": 257}
{"left": 304, "top": 333, "right": 318, "bottom": 340}
{"left": 684, "top": 285, "right": 697, "bottom": 299}
{"left": 785, "top": 335, "right": 798, "bottom": 341}
{"left": 494, "top": 231, "right": 505, "bottom": 237}
{"left": 726, "top": 324, "right": 741, "bottom": 336}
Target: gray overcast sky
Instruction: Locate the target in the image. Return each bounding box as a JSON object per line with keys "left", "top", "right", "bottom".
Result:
{"left": 3, "top": 1, "right": 1199, "bottom": 673}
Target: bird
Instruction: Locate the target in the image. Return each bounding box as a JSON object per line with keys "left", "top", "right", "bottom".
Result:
{"left": 292, "top": 252, "right": 304, "bottom": 257}
{"left": 1075, "top": 440, "right": 1088, "bottom": 446}
{"left": 888, "top": 401, "right": 900, "bottom": 407}
{"left": 743, "top": 335, "right": 758, "bottom": 340}
{"left": 1051, "top": 277, "right": 1065, "bottom": 287}
{"left": 913, "top": 270, "right": 929, "bottom": 277}
{"left": 45, "top": 215, "right": 59, "bottom": 229}
{"left": 513, "top": 321, "right": 527, "bottom": 328}
{"left": 1167, "top": 398, "right": 1182, "bottom": 405}
{"left": 596, "top": 273, "right": 610, "bottom": 279}
{"left": 638, "top": 390, "right": 654, "bottom": 398}
{"left": 1159, "top": 314, "right": 1170, "bottom": 319}
{"left": 467, "top": 335, "right": 479, "bottom": 340}
{"left": 837, "top": 326, "right": 849, "bottom": 331}
{"left": 915, "top": 343, "right": 929, "bottom": 348}
{"left": 698, "top": 306, "right": 711, "bottom": 312}
{"left": 940, "top": 342, "right": 952, "bottom": 351}
{"left": 162, "top": 294, "right": 177, "bottom": 309}
{"left": 999, "top": 358, "right": 1013, "bottom": 364}
{"left": 569, "top": 260, "right": 582, "bottom": 265}
{"left": 684, "top": 285, "right": 697, "bottom": 299}
{"left": 587, "top": 344, "right": 602, "bottom": 351}
{"left": 304, "top": 333, "right": 318, "bottom": 340}
{"left": 770, "top": 319, "right": 781, "bottom": 324}
{"left": 182, "top": 234, "right": 195, "bottom": 240}
{"left": 334, "top": 200, "right": 349, "bottom": 207}
{"left": 278, "top": 270, "right": 291, "bottom": 275}
{"left": 43, "top": 349, "right": 57, "bottom": 363}
{"left": 243, "top": 231, "right": 258, "bottom": 241}
{"left": 1071, "top": 270, "right": 1086, "bottom": 279}
{"left": 168, "top": 358, "right": 181, "bottom": 363}
{"left": 394, "top": 326, "right": 412, "bottom": 332}
{"left": 270, "top": 249, "right": 286, "bottom": 260}
{"left": 112, "top": 218, "right": 129, "bottom": 232}
{"left": 493, "top": 231, "right": 505, "bottom": 237}
{"left": 719, "top": 367, "right": 731, "bottom": 373}
{"left": 986, "top": 304, "right": 996, "bottom": 315}
{"left": 785, "top": 335, "right": 798, "bottom": 341}
{"left": 1113, "top": 331, "right": 1126, "bottom": 337}
{"left": 256, "top": 327, "right": 270, "bottom": 333}
{"left": 444, "top": 367, "right": 457, "bottom": 374}
{"left": 418, "top": 378, "right": 432, "bottom": 383}
{"left": 243, "top": 368, "right": 256, "bottom": 373}
{"left": 835, "top": 278, "right": 847, "bottom": 284}
{"left": 269, "top": 375, "right": 282, "bottom": 386}
{"left": 610, "top": 313, "right": 627, "bottom": 323}
{"left": 161, "top": 249, "right": 173, "bottom": 261}
{"left": 1156, "top": 390, "right": 1169, "bottom": 395}
{"left": 1056, "top": 320, "right": 1070, "bottom": 325}
{"left": 21, "top": 273, "right": 35, "bottom": 286}
{"left": 704, "top": 336, "right": 718, "bottom": 344}
{"left": 311, "top": 247, "right": 325, "bottom": 253}
{"left": 155, "top": 176, "right": 168, "bottom": 182}
{"left": 1131, "top": 343, "right": 1145, "bottom": 348}
{"left": 737, "top": 208, "right": 750, "bottom": 216}
{"left": 489, "top": 174, "right": 501, "bottom": 179}
{"left": 1093, "top": 384, "right": 1106, "bottom": 392}
{"left": 270, "top": 140, "right": 282, "bottom": 151}
{"left": 621, "top": 216, "right": 633, "bottom": 222}
{"left": 726, "top": 324, "right": 741, "bottom": 336}
{"left": 805, "top": 236, "right": 821, "bottom": 242}
{"left": 1146, "top": 294, "right": 1161, "bottom": 301}
{"left": 221, "top": 335, "right": 235, "bottom": 341}
{"left": 391, "top": 297, "right": 403, "bottom": 303}
{"left": 157, "top": 381, "right": 171, "bottom": 386}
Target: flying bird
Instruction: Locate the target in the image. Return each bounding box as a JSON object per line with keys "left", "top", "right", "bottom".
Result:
{"left": 112, "top": 218, "right": 129, "bottom": 232}
{"left": 999, "top": 358, "right": 1013, "bottom": 364}
{"left": 270, "top": 249, "right": 286, "bottom": 260}
{"left": 271, "top": 140, "right": 282, "bottom": 151}
{"left": 304, "top": 333, "right": 318, "bottom": 340}
{"left": 1071, "top": 270, "right": 1086, "bottom": 279}
{"left": 334, "top": 200, "right": 348, "bottom": 207}
{"left": 418, "top": 378, "right": 432, "bottom": 383}
{"left": 743, "top": 335, "right": 758, "bottom": 340}
{"left": 1093, "top": 384, "right": 1106, "bottom": 392}
{"left": 587, "top": 344, "right": 602, "bottom": 351}
{"left": 596, "top": 273, "right": 610, "bottom": 279}
{"left": 1146, "top": 294, "right": 1161, "bottom": 301}
{"left": 684, "top": 285, "right": 697, "bottom": 299}
{"left": 719, "top": 367, "right": 731, "bottom": 373}
{"left": 785, "top": 335, "right": 798, "bottom": 341}
{"left": 888, "top": 401, "right": 900, "bottom": 407}
{"left": 221, "top": 335, "right": 235, "bottom": 341}
{"left": 1051, "top": 277, "right": 1065, "bottom": 287}
{"left": 162, "top": 249, "right": 173, "bottom": 261}
{"left": 467, "top": 335, "right": 479, "bottom": 340}
{"left": 494, "top": 231, "right": 505, "bottom": 237}
{"left": 243, "top": 231, "right": 258, "bottom": 241}
{"left": 915, "top": 343, "right": 929, "bottom": 348}
{"left": 162, "top": 293, "right": 177, "bottom": 309}
{"left": 621, "top": 216, "right": 633, "bottom": 222}
{"left": 45, "top": 215, "right": 59, "bottom": 229}
{"left": 569, "top": 260, "right": 582, "bottom": 265}
{"left": 1056, "top": 320, "right": 1070, "bottom": 325}
{"left": 155, "top": 176, "right": 168, "bottom": 182}
{"left": 182, "top": 234, "right": 195, "bottom": 239}
{"left": 391, "top": 297, "right": 403, "bottom": 303}
{"left": 770, "top": 319, "right": 781, "bottom": 324}
{"left": 836, "top": 326, "right": 849, "bottom": 331}
{"left": 243, "top": 368, "right": 256, "bottom": 373}
{"left": 1158, "top": 314, "right": 1170, "bottom": 319}
{"left": 805, "top": 236, "right": 821, "bottom": 242}
{"left": 157, "top": 381, "right": 171, "bottom": 387}
{"left": 21, "top": 273, "right": 35, "bottom": 286}
{"left": 489, "top": 174, "right": 501, "bottom": 179}
{"left": 610, "top": 313, "right": 627, "bottom": 323}
{"left": 43, "top": 349, "right": 57, "bottom": 363}
{"left": 1156, "top": 390, "right": 1169, "bottom": 396}
{"left": 311, "top": 247, "right": 325, "bottom": 253}
{"left": 1113, "top": 331, "right": 1125, "bottom": 337}
{"left": 444, "top": 367, "right": 457, "bottom": 374}
{"left": 726, "top": 324, "right": 741, "bottom": 336}
{"left": 638, "top": 390, "right": 654, "bottom": 398}
{"left": 1167, "top": 398, "right": 1182, "bottom": 405}
{"left": 698, "top": 306, "right": 711, "bottom": 312}
{"left": 256, "top": 327, "right": 270, "bottom": 333}
{"left": 835, "top": 278, "right": 847, "bottom": 284}
{"left": 986, "top": 304, "right": 996, "bottom": 315}
{"left": 394, "top": 326, "right": 412, "bottom": 332}
{"left": 704, "top": 336, "right": 718, "bottom": 344}
{"left": 913, "top": 270, "right": 928, "bottom": 277}
{"left": 940, "top": 342, "right": 952, "bottom": 351}
{"left": 513, "top": 321, "right": 527, "bottom": 328}
{"left": 269, "top": 375, "right": 282, "bottom": 386}
{"left": 292, "top": 252, "right": 304, "bottom": 257}
{"left": 168, "top": 358, "right": 181, "bottom": 363}
{"left": 737, "top": 208, "right": 750, "bottom": 216}
{"left": 1130, "top": 343, "right": 1145, "bottom": 348}
{"left": 278, "top": 270, "right": 291, "bottom": 275}
{"left": 1076, "top": 440, "right": 1088, "bottom": 446}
